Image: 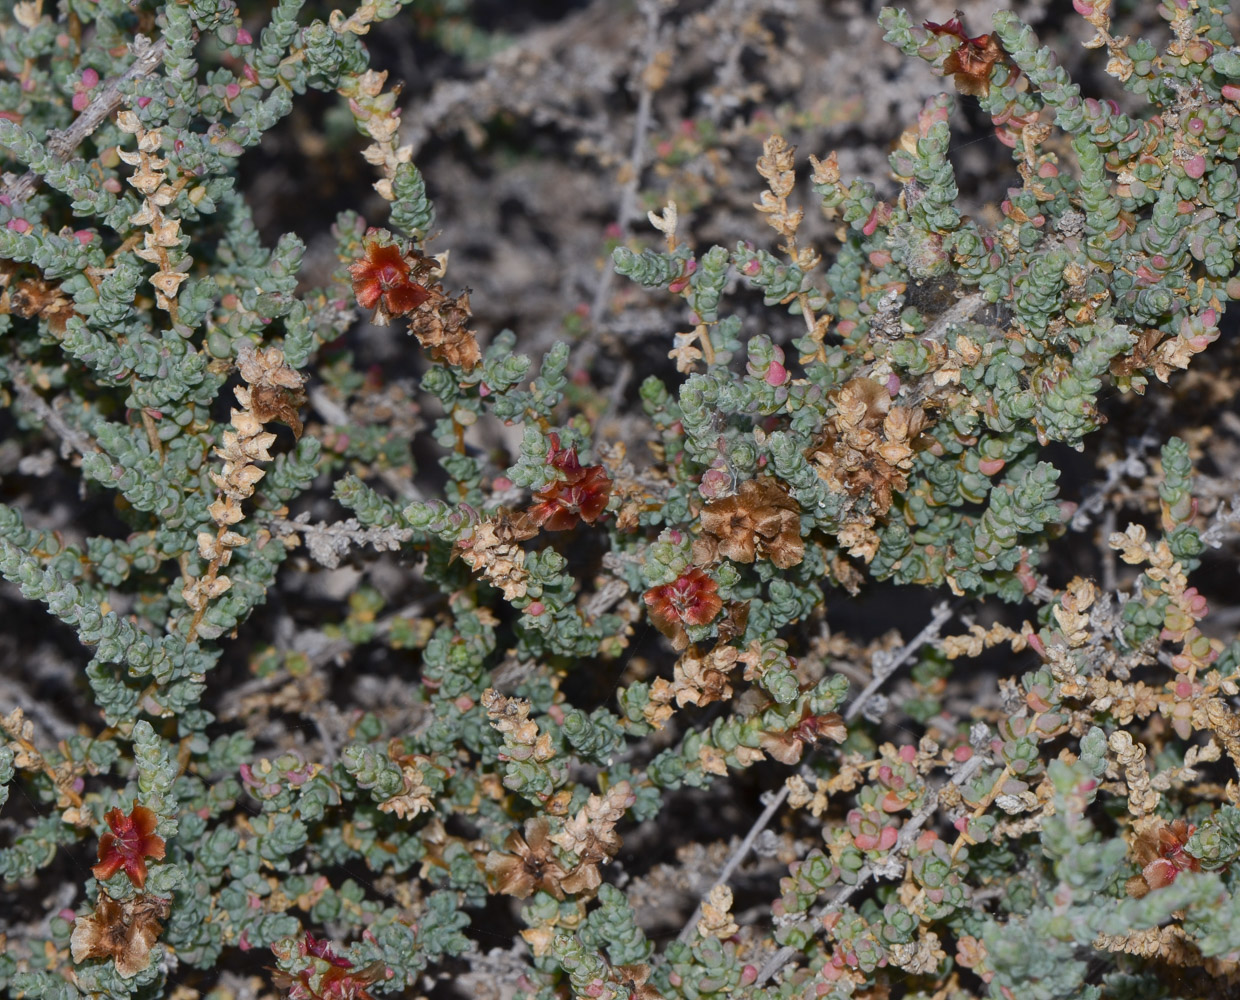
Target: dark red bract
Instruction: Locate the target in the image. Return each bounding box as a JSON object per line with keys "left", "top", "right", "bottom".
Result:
{"left": 302, "top": 933, "right": 352, "bottom": 968}
{"left": 643, "top": 567, "right": 724, "bottom": 644}
{"left": 348, "top": 240, "right": 430, "bottom": 323}
{"left": 526, "top": 434, "right": 612, "bottom": 530}
{"left": 92, "top": 803, "right": 166, "bottom": 890}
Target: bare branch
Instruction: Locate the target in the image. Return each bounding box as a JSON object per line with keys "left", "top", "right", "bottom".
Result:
{"left": 674, "top": 601, "right": 958, "bottom": 944}
{"left": 3, "top": 35, "right": 169, "bottom": 206}
{"left": 756, "top": 752, "right": 988, "bottom": 984}
{"left": 575, "top": 0, "right": 668, "bottom": 372}
{"left": 11, "top": 371, "right": 101, "bottom": 460}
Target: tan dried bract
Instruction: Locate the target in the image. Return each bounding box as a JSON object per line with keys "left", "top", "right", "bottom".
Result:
{"left": 485, "top": 817, "right": 571, "bottom": 900}
{"left": 695, "top": 477, "right": 804, "bottom": 569}
{"left": 236, "top": 342, "right": 308, "bottom": 438}
{"left": 406, "top": 268, "right": 482, "bottom": 370}
{"left": 71, "top": 893, "right": 170, "bottom": 978}
{"left": 457, "top": 511, "right": 536, "bottom": 601}
{"left": 809, "top": 377, "right": 927, "bottom": 519}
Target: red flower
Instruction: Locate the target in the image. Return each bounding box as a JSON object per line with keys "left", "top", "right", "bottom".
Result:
{"left": 526, "top": 434, "right": 612, "bottom": 530}
{"left": 924, "top": 14, "right": 1005, "bottom": 96}
{"left": 271, "top": 933, "right": 390, "bottom": 1000}
{"left": 760, "top": 706, "right": 848, "bottom": 765}
{"left": 302, "top": 933, "right": 352, "bottom": 968}
{"left": 92, "top": 803, "right": 166, "bottom": 890}
{"left": 1126, "top": 818, "right": 1201, "bottom": 898}
{"left": 347, "top": 238, "right": 430, "bottom": 325}
{"left": 644, "top": 568, "right": 724, "bottom": 648}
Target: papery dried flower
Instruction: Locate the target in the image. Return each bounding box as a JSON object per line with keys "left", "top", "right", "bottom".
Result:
{"left": 611, "top": 964, "right": 664, "bottom": 1000}
{"left": 71, "top": 892, "right": 170, "bottom": 978}
{"left": 1, "top": 261, "right": 77, "bottom": 335}
{"left": 527, "top": 434, "right": 613, "bottom": 530}
{"left": 407, "top": 283, "right": 482, "bottom": 370}
{"left": 696, "top": 477, "right": 804, "bottom": 568}
{"left": 924, "top": 13, "right": 1006, "bottom": 96}
{"left": 550, "top": 781, "right": 634, "bottom": 895}
{"left": 485, "top": 817, "right": 570, "bottom": 900}
{"left": 1126, "top": 818, "right": 1201, "bottom": 898}
{"left": 237, "top": 341, "right": 308, "bottom": 439}
{"left": 643, "top": 567, "right": 724, "bottom": 649}
{"left": 760, "top": 706, "right": 848, "bottom": 764}
{"left": 809, "top": 377, "right": 927, "bottom": 518}
{"left": 668, "top": 645, "right": 737, "bottom": 707}
{"left": 378, "top": 742, "right": 448, "bottom": 820}
{"left": 697, "top": 884, "right": 740, "bottom": 940}
{"left": 456, "top": 510, "right": 537, "bottom": 601}
{"left": 92, "top": 803, "right": 166, "bottom": 889}
{"left": 348, "top": 236, "right": 430, "bottom": 325}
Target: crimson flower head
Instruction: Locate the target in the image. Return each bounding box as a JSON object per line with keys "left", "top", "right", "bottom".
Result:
{"left": 924, "top": 13, "right": 1005, "bottom": 96}
{"left": 271, "top": 932, "right": 389, "bottom": 1000}
{"left": 301, "top": 933, "right": 352, "bottom": 968}
{"left": 347, "top": 237, "right": 430, "bottom": 325}
{"left": 1126, "top": 818, "right": 1201, "bottom": 898}
{"left": 92, "top": 803, "right": 166, "bottom": 890}
{"left": 526, "top": 434, "right": 612, "bottom": 530}
{"left": 760, "top": 706, "right": 848, "bottom": 765}
{"left": 644, "top": 567, "right": 724, "bottom": 649}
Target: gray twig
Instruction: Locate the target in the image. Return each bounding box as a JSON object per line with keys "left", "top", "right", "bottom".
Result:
{"left": 674, "top": 601, "right": 957, "bottom": 944}
{"left": 11, "top": 372, "right": 101, "bottom": 460}
{"left": 3, "top": 35, "right": 168, "bottom": 206}
{"left": 755, "top": 752, "right": 987, "bottom": 984}
{"left": 575, "top": 0, "right": 667, "bottom": 372}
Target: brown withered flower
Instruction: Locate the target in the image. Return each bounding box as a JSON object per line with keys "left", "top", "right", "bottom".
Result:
{"left": 643, "top": 567, "right": 724, "bottom": 650}
{"left": 924, "top": 13, "right": 1006, "bottom": 97}
{"left": 611, "top": 964, "right": 664, "bottom": 1000}
{"left": 760, "top": 706, "right": 848, "bottom": 765}
{"left": 809, "top": 377, "right": 927, "bottom": 518}
{"left": 696, "top": 477, "right": 804, "bottom": 569}
{"left": 71, "top": 892, "right": 170, "bottom": 978}
{"left": 456, "top": 509, "right": 537, "bottom": 601}
{"left": 237, "top": 341, "right": 308, "bottom": 439}
{"left": 485, "top": 817, "right": 570, "bottom": 900}
{"left": 551, "top": 782, "right": 634, "bottom": 896}
{"left": 407, "top": 282, "right": 482, "bottom": 371}
{"left": 1125, "top": 818, "right": 1201, "bottom": 898}
{"left": 2, "top": 261, "right": 77, "bottom": 335}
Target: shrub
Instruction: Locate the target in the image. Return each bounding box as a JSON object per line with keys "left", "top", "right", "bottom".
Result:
{"left": 3, "top": 1, "right": 1240, "bottom": 998}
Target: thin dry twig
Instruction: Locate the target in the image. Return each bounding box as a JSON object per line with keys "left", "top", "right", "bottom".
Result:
{"left": 576, "top": 0, "right": 668, "bottom": 372}
{"left": 11, "top": 371, "right": 101, "bottom": 459}
{"left": 674, "top": 601, "right": 957, "bottom": 943}
{"left": 3, "top": 35, "right": 169, "bottom": 206}
{"left": 755, "top": 751, "right": 988, "bottom": 984}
